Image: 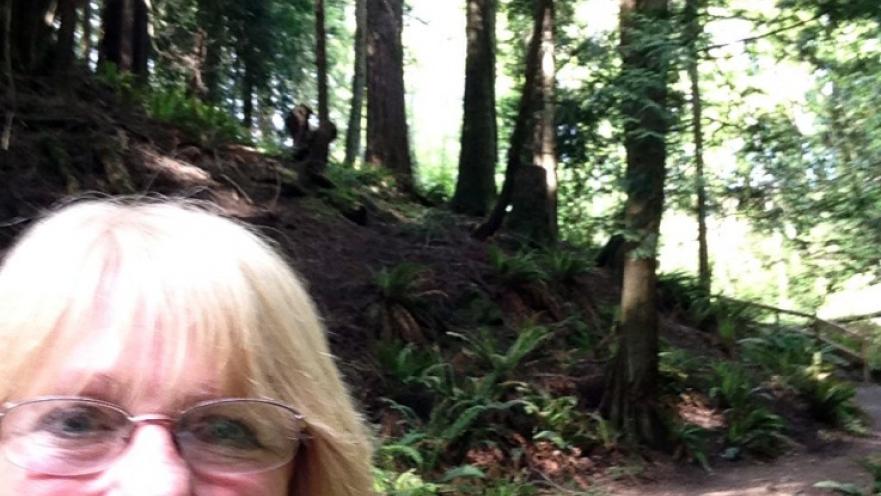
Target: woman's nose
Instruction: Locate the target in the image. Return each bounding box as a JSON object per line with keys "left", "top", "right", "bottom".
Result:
{"left": 101, "top": 424, "right": 193, "bottom": 496}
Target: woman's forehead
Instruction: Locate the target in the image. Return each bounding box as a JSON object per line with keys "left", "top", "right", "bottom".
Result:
{"left": 22, "top": 322, "right": 242, "bottom": 409}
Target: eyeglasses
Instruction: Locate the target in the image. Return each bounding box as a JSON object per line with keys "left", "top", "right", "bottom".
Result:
{"left": 0, "top": 396, "right": 305, "bottom": 476}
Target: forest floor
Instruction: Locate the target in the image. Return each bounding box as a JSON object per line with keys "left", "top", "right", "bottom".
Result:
{"left": 602, "top": 385, "right": 881, "bottom": 496}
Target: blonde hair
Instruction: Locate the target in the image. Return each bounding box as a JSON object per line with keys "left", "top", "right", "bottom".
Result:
{"left": 0, "top": 198, "right": 375, "bottom": 495}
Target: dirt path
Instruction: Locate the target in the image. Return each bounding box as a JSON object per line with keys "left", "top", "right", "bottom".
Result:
{"left": 604, "top": 386, "right": 881, "bottom": 496}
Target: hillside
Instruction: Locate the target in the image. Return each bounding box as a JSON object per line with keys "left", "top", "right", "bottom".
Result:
{"left": 1, "top": 78, "right": 873, "bottom": 495}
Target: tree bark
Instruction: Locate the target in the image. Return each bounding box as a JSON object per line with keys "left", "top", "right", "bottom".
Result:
{"left": 0, "top": 0, "right": 9, "bottom": 76}
{"left": 10, "top": 0, "right": 54, "bottom": 71}
{"left": 473, "top": 0, "right": 556, "bottom": 245}
{"left": 365, "top": 0, "right": 413, "bottom": 191}
{"left": 451, "top": 0, "right": 498, "bottom": 216}
{"left": 601, "top": 0, "right": 670, "bottom": 448}
{"left": 81, "top": 0, "right": 93, "bottom": 61}
{"left": 686, "top": 0, "right": 710, "bottom": 293}
{"left": 99, "top": 0, "right": 150, "bottom": 77}
{"left": 242, "top": 65, "right": 254, "bottom": 130}
{"left": 196, "top": 0, "right": 223, "bottom": 104}
{"left": 315, "top": 0, "right": 329, "bottom": 124}
{"left": 53, "top": 0, "right": 78, "bottom": 74}
{"left": 343, "top": 0, "right": 366, "bottom": 167}
{"left": 507, "top": 0, "right": 556, "bottom": 245}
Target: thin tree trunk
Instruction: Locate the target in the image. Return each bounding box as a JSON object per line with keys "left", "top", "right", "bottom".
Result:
{"left": 343, "top": 0, "right": 366, "bottom": 167}
{"left": 365, "top": 0, "right": 413, "bottom": 190}
{"left": 53, "top": 0, "right": 78, "bottom": 74}
{"left": 473, "top": 0, "right": 552, "bottom": 242}
{"left": 81, "top": 0, "right": 92, "bottom": 60}
{"left": 99, "top": 0, "right": 149, "bottom": 78}
{"left": 686, "top": 0, "right": 710, "bottom": 293}
{"left": 1, "top": 0, "right": 14, "bottom": 151}
{"left": 451, "top": 0, "right": 498, "bottom": 216}
{"left": 197, "top": 0, "right": 223, "bottom": 104}
{"left": 242, "top": 65, "right": 254, "bottom": 130}
{"left": 131, "top": 0, "right": 150, "bottom": 79}
{"left": 315, "top": 0, "right": 329, "bottom": 124}
{"left": 10, "top": 0, "right": 54, "bottom": 70}
{"left": 601, "top": 0, "right": 670, "bottom": 447}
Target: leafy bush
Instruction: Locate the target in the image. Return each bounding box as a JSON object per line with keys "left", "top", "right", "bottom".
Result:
{"left": 374, "top": 263, "right": 431, "bottom": 306}
{"left": 488, "top": 247, "right": 549, "bottom": 287}
{"left": 670, "top": 422, "right": 712, "bottom": 472}
{"left": 789, "top": 353, "right": 865, "bottom": 432}
{"left": 740, "top": 329, "right": 818, "bottom": 376}
{"left": 540, "top": 249, "right": 592, "bottom": 284}
{"left": 710, "top": 362, "right": 790, "bottom": 457}
{"left": 146, "top": 87, "right": 248, "bottom": 145}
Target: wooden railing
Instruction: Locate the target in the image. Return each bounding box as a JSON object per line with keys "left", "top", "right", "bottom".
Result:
{"left": 715, "top": 296, "right": 874, "bottom": 382}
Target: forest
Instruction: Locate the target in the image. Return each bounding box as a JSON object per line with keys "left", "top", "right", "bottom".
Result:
{"left": 2, "top": 0, "right": 881, "bottom": 494}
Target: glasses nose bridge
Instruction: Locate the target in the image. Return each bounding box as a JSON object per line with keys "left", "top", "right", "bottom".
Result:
{"left": 127, "top": 413, "right": 177, "bottom": 430}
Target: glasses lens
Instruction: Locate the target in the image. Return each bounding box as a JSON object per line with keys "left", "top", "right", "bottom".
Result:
{"left": 176, "top": 399, "right": 302, "bottom": 474}
{"left": 1, "top": 398, "right": 129, "bottom": 476}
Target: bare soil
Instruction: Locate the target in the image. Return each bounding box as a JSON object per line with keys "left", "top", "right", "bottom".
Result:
{"left": 602, "top": 386, "right": 881, "bottom": 496}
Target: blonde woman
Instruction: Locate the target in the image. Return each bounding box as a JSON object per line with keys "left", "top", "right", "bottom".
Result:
{"left": 0, "top": 199, "right": 374, "bottom": 495}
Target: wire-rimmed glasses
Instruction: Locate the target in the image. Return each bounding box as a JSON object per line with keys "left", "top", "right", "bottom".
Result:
{"left": 0, "top": 396, "right": 305, "bottom": 476}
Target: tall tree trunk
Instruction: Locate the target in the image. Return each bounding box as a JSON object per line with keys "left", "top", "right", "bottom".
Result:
{"left": 131, "top": 0, "right": 150, "bottom": 79}
{"left": 507, "top": 0, "right": 556, "bottom": 244}
{"left": 601, "top": 0, "right": 670, "bottom": 447}
{"left": 99, "top": 0, "right": 149, "bottom": 78}
{"left": 343, "top": 0, "right": 366, "bottom": 167}
{"left": 242, "top": 64, "right": 254, "bottom": 130}
{"left": 10, "top": 0, "right": 54, "bottom": 71}
{"left": 52, "top": 0, "right": 78, "bottom": 74}
{"left": 196, "top": 0, "right": 223, "bottom": 104}
{"left": 0, "top": 0, "right": 9, "bottom": 76}
{"left": 1, "top": 0, "right": 13, "bottom": 151}
{"left": 365, "top": 0, "right": 413, "bottom": 191}
{"left": 450, "top": 0, "right": 498, "bottom": 216}
{"left": 315, "top": 0, "right": 329, "bottom": 124}
{"left": 473, "top": 0, "right": 555, "bottom": 245}
{"left": 686, "top": 0, "right": 710, "bottom": 294}
{"left": 81, "top": 0, "right": 93, "bottom": 61}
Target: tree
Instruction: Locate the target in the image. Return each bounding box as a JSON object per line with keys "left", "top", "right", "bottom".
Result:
{"left": 196, "top": 0, "right": 226, "bottom": 104}
{"left": 450, "top": 0, "right": 498, "bottom": 216}
{"left": 52, "top": 0, "right": 79, "bottom": 74}
{"left": 315, "top": 0, "right": 329, "bottom": 124}
{"left": 9, "top": 0, "right": 54, "bottom": 71}
{"left": 474, "top": 0, "right": 556, "bottom": 245}
{"left": 365, "top": 0, "right": 413, "bottom": 190}
{"left": 601, "top": 0, "right": 671, "bottom": 446}
{"left": 685, "top": 0, "right": 710, "bottom": 293}
{"left": 99, "top": 0, "right": 151, "bottom": 78}
{"left": 343, "top": 0, "right": 367, "bottom": 167}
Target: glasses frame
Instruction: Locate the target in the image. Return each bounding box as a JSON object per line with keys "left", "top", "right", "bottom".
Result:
{"left": 0, "top": 396, "right": 307, "bottom": 476}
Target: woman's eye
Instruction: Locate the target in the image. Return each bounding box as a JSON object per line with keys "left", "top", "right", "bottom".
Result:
{"left": 37, "top": 407, "right": 114, "bottom": 439}
{"left": 188, "top": 416, "right": 261, "bottom": 449}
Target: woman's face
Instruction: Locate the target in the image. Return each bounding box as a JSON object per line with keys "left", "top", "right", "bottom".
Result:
{"left": 0, "top": 317, "right": 295, "bottom": 496}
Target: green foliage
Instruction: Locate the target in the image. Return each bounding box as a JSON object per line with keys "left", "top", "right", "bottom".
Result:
{"left": 670, "top": 421, "right": 712, "bottom": 472}
{"left": 789, "top": 353, "right": 865, "bottom": 432}
{"left": 541, "top": 249, "right": 593, "bottom": 284}
{"left": 659, "top": 347, "right": 706, "bottom": 391}
{"left": 740, "top": 329, "right": 818, "bottom": 376}
{"left": 710, "top": 362, "right": 790, "bottom": 458}
{"left": 374, "top": 341, "right": 446, "bottom": 392}
{"left": 450, "top": 324, "right": 552, "bottom": 383}
{"left": 146, "top": 88, "right": 249, "bottom": 145}
{"left": 488, "top": 247, "right": 549, "bottom": 287}
{"left": 374, "top": 263, "right": 430, "bottom": 306}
